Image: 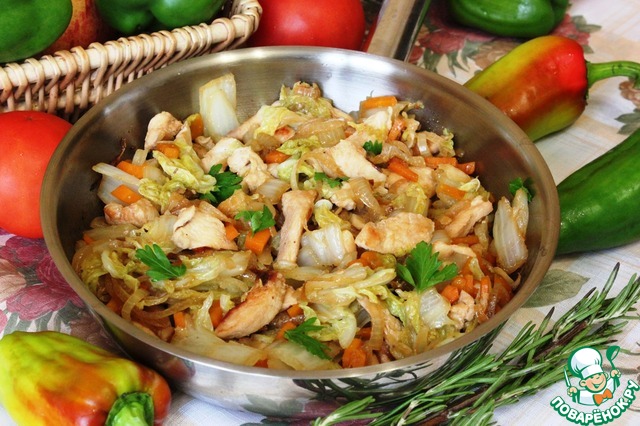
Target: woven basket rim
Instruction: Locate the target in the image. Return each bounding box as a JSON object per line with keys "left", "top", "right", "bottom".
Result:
{"left": 0, "top": 0, "right": 262, "bottom": 121}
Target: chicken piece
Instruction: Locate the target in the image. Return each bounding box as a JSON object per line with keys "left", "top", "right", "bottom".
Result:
{"left": 444, "top": 196, "right": 493, "bottom": 239}
{"left": 327, "top": 139, "right": 386, "bottom": 183}
{"left": 215, "top": 272, "right": 288, "bottom": 339}
{"left": 329, "top": 182, "right": 357, "bottom": 211}
{"left": 355, "top": 212, "right": 434, "bottom": 256}
{"left": 104, "top": 198, "right": 159, "bottom": 227}
{"left": 274, "top": 189, "right": 317, "bottom": 270}
{"left": 226, "top": 106, "right": 265, "bottom": 142}
{"left": 217, "top": 190, "right": 264, "bottom": 219}
{"left": 227, "top": 146, "right": 273, "bottom": 192}
{"left": 144, "top": 111, "right": 183, "bottom": 149}
{"left": 172, "top": 204, "right": 237, "bottom": 250}
{"left": 411, "top": 166, "right": 436, "bottom": 197}
{"left": 201, "top": 137, "right": 244, "bottom": 173}
{"left": 448, "top": 290, "right": 476, "bottom": 330}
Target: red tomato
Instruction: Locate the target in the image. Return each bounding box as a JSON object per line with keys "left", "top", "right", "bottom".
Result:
{"left": 0, "top": 111, "right": 72, "bottom": 238}
{"left": 249, "top": 0, "right": 366, "bottom": 50}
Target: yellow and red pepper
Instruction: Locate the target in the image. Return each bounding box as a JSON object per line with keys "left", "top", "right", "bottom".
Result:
{"left": 465, "top": 35, "right": 640, "bottom": 141}
{"left": 0, "top": 331, "right": 171, "bottom": 426}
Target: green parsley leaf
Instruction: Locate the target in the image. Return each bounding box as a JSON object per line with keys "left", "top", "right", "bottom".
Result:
{"left": 284, "top": 318, "right": 332, "bottom": 360}
{"left": 396, "top": 241, "right": 459, "bottom": 292}
{"left": 363, "top": 140, "right": 383, "bottom": 155}
{"left": 314, "top": 172, "right": 348, "bottom": 188}
{"left": 202, "top": 164, "right": 243, "bottom": 205}
{"left": 235, "top": 205, "right": 276, "bottom": 234}
{"left": 135, "top": 244, "right": 186, "bottom": 282}
{"left": 509, "top": 177, "right": 535, "bottom": 202}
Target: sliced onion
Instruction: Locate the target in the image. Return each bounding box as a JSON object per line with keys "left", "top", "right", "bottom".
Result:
{"left": 349, "top": 177, "right": 384, "bottom": 220}
{"left": 358, "top": 297, "right": 385, "bottom": 351}
{"left": 121, "top": 288, "right": 149, "bottom": 321}
{"left": 493, "top": 196, "right": 528, "bottom": 274}
{"left": 256, "top": 178, "right": 290, "bottom": 204}
{"left": 295, "top": 118, "right": 347, "bottom": 147}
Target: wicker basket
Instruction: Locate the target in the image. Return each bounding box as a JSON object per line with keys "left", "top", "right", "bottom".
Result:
{"left": 0, "top": 0, "right": 262, "bottom": 122}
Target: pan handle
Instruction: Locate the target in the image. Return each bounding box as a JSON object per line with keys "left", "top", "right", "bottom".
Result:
{"left": 365, "top": 0, "right": 431, "bottom": 61}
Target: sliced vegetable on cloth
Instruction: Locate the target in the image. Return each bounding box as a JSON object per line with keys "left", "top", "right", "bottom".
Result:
{"left": 449, "top": 0, "right": 569, "bottom": 38}
{"left": 0, "top": 0, "right": 72, "bottom": 63}
{"left": 465, "top": 35, "right": 640, "bottom": 141}
{"left": 0, "top": 331, "right": 171, "bottom": 426}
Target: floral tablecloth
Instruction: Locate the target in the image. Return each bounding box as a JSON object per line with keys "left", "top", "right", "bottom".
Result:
{"left": 2, "top": 0, "right": 640, "bottom": 424}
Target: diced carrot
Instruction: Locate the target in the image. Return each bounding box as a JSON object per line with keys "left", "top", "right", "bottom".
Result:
{"left": 424, "top": 156, "right": 457, "bottom": 169}
{"left": 437, "top": 183, "right": 466, "bottom": 201}
{"left": 209, "top": 300, "right": 224, "bottom": 328}
{"left": 493, "top": 274, "right": 513, "bottom": 307}
{"left": 82, "top": 233, "right": 95, "bottom": 245}
{"left": 356, "top": 327, "right": 372, "bottom": 339}
{"left": 451, "top": 274, "right": 476, "bottom": 297}
{"left": 342, "top": 338, "right": 368, "bottom": 368}
{"left": 276, "top": 321, "right": 297, "bottom": 340}
{"left": 360, "top": 251, "right": 386, "bottom": 269}
{"left": 264, "top": 149, "right": 291, "bottom": 164}
{"left": 106, "top": 298, "right": 122, "bottom": 314}
{"left": 456, "top": 161, "right": 476, "bottom": 175}
{"left": 224, "top": 222, "right": 240, "bottom": 241}
{"left": 387, "top": 157, "right": 419, "bottom": 182}
{"left": 188, "top": 114, "right": 204, "bottom": 138}
{"left": 359, "top": 95, "right": 398, "bottom": 111}
{"left": 387, "top": 117, "right": 406, "bottom": 141}
{"left": 254, "top": 358, "right": 269, "bottom": 368}
{"left": 155, "top": 142, "right": 181, "bottom": 159}
{"left": 117, "top": 160, "right": 145, "bottom": 179}
{"left": 111, "top": 185, "right": 142, "bottom": 204}
{"left": 483, "top": 250, "right": 497, "bottom": 267}
{"left": 244, "top": 228, "right": 272, "bottom": 255}
{"left": 476, "top": 276, "right": 492, "bottom": 323}
{"left": 286, "top": 304, "right": 303, "bottom": 318}
{"left": 173, "top": 311, "right": 187, "bottom": 328}
{"left": 461, "top": 257, "right": 474, "bottom": 276}
{"left": 451, "top": 235, "right": 480, "bottom": 246}
{"left": 440, "top": 284, "right": 460, "bottom": 304}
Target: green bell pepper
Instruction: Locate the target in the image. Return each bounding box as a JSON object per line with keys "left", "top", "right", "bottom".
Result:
{"left": 449, "top": 0, "right": 569, "bottom": 38}
{"left": 95, "top": 0, "right": 226, "bottom": 35}
{"left": 557, "top": 128, "right": 640, "bottom": 255}
{"left": 0, "top": 0, "right": 72, "bottom": 63}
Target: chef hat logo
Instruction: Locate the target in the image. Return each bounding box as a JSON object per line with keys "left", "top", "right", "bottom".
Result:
{"left": 568, "top": 347, "right": 604, "bottom": 380}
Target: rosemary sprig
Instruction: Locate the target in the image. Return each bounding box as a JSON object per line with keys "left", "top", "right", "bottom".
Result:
{"left": 315, "top": 263, "right": 640, "bottom": 425}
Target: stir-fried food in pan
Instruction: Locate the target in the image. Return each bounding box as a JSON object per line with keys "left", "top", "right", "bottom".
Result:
{"left": 73, "top": 74, "right": 530, "bottom": 370}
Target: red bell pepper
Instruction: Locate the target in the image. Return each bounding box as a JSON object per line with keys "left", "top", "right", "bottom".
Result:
{"left": 464, "top": 35, "right": 640, "bottom": 141}
{"left": 0, "top": 331, "right": 171, "bottom": 426}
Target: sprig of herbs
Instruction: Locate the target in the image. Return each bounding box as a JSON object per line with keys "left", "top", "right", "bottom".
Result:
{"left": 314, "top": 172, "right": 349, "bottom": 188}
{"left": 201, "top": 164, "right": 243, "bottom": 205}
{"left": 396, "top": 241, "right": 459, "bottom": 292}
{"left": 235, "top": 205, "right": 276, "bottom": 234}
{"left": 285, "top": 318, "right": 332, "bottom": 360}
{"left": 314, "top": 263, "right": 640, "bottom": 425}
{"left": 135, "top": 244, "right": 186, "bottom": 282}
{"left": 363, "top": 140, "right": 383, "bottom": 156}
{"left": 509, "top": 176, "right": 535, "bottom": 202}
